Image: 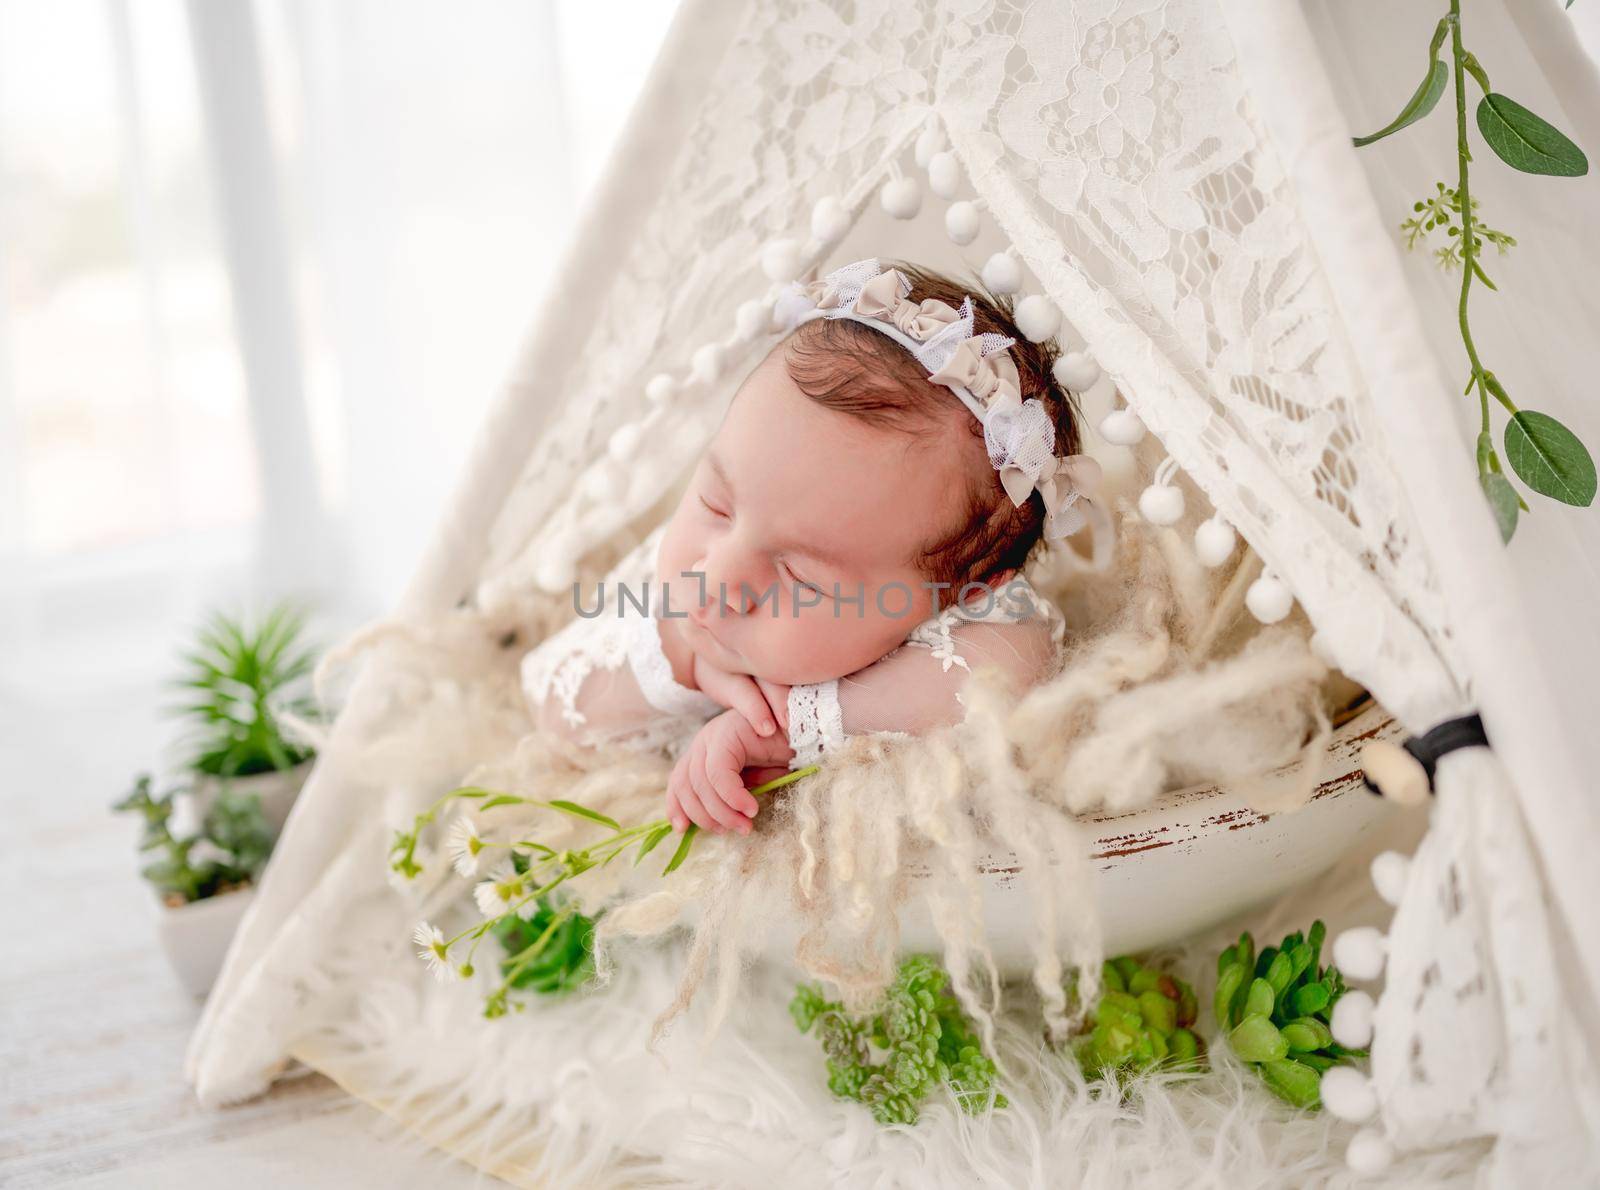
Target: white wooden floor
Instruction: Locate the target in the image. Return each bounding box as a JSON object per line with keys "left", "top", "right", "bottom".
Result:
{"left": 1, "top": 666, "right": 488, "bottom": 1187}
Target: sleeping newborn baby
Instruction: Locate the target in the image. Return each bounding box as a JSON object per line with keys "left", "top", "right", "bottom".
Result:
{"left": 521, "top": 258, "right": 1109, "bottom": 838}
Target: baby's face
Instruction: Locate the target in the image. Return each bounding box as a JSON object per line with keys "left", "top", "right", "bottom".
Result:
{"left": 657, "top": 344, "right": 978, "bottom": 686}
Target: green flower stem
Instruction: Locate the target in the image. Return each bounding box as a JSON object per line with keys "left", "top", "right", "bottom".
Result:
{"left": 501, "top": 902, "right": 576, "bottom": 984}
{"left": 408, "top": 765, "right": 822, "bottom": 957}
{"left": 444, "top": 916, "right": 500, "bottom": 951}
{"left": 394, "top": 771, "right": 805, "bottom": 880}
{"left": 410, "top": 764, "right": 822, "bottom": 1013}
{"left": 1448, "top": 3, "right": 1493, "bottom": 443}
{"left": 1448, "top": 3, "right": 1523, "bottom": 445}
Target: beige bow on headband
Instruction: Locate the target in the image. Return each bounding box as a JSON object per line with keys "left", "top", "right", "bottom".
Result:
{"left": 802, "top": 264, "right": 1026, "bottom": 417}
{"left": 851, "top": 271, "right": 967, "bottom": 340}
{"left": 928, "top": 337, "right": 1023, "bottom": 416}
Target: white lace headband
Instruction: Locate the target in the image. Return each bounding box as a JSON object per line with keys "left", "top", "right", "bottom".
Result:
{"left": 774, "top": 257, "right": 1112, "bottom": 568}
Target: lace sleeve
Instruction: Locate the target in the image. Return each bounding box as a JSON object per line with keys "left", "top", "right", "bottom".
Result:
{"left": 520, "top": 528, "right": 719, "bottom": 751}
{"left": 619, "top": 612, "right": 721, "bottom": 719}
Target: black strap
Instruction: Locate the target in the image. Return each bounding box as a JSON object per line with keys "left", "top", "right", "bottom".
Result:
{"left": 1398, "top": 713, "right": 1491, "bottom": 794}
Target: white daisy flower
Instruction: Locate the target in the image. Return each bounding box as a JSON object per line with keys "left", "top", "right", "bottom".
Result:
{"left": 447, "top": 817, "right": 487, "bottom": 878}
{"left": 411, "top": 921, "right": 453, "bottom": 983}
{"left": 474, "top": 863, "right": 524, "bottom": 920}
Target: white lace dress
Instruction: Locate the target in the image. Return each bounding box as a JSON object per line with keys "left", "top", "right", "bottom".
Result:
{"left": 520, "top": 525, "right": 1064, "bottom": 768}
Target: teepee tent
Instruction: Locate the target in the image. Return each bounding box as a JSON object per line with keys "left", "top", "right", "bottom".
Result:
{"left": 188, "top": 0, "right": 1600, "bottom": 1182}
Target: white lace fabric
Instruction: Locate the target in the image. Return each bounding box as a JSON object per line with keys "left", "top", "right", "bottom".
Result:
{"left": 520, "top": 526, "right": 720, "bottom": 752}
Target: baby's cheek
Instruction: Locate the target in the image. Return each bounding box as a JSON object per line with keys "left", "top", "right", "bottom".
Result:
{"left": 751, "top": 605, "right": 904, "bottom": 685}
{"left": 655, "top": 514, "right": 699, "bottom": 597}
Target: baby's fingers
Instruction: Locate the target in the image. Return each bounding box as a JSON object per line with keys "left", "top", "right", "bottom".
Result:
{"left": 667, "top": 755, "right": 704, "bottom": 833}
{"left": 690, "top": 746, "right": 748, "bottom": 834}
{"left": 717, "top": 674, "right": 778, "bottom": 738}
{"left": 673, "top": 770, "right": 719, "bottom": 834}
{"left": 664, "top": 776, "right": 687, "bottom": 834}
{"left": 709, "top": 761, "right": 760, "bottom": 824}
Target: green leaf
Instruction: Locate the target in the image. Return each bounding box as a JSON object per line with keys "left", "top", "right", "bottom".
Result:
{"left": 1234, "top": 933, "right": 1254, "bottom": 981}
{"left": 1215, "top": 947, "right": 1238, "bottom": 980}
{"left": 1504, "top": 410, "right": 1597, "bottom": 506}
{"left": 1280, "top": 1017, "right": 1334, "bottom": 1052}
{"left": 1484, "top": 372, "right": 1516, "bottom": 417}
{"left": 546, "top": 800, "right": 622, "bottom": 832}
{"left": 1290, "top": 981, "right": 1332, "bottom": 1018}
{"left": 1353, "top": 60, "right": 1448, "bottom": 148}
{"left": 1481, "top": 471, "right": 1520, "bottom": 542}
{"left": 1476, "top": 429, "right": 1495, "bottom": 476}
{"left": 1462, "top": 52, "right": 1492, "bottom": 96}
{"left": 1477, "top": 93, "right": 1589, "bottom": 176}
{"left": 1260, "top": 1058, "right": 1323, "bottom": 1109}
{"left": 1229, "top": 1014, "right": 1290, "bottom": 1064}
{"left": 662, "top": 825, "right": 698, "bottom": 874}
{"left": 1137, "top": 989, "right": 1178, "bottom": 1034}
{"left": 634, "top": 822, "right": 673, "bottom": 865}
{"left": 1127, "top": 966, "right": 1161, "bottom": 996}
{"left": 1245, "top": 977, "right": 1276, "bottom": 1021}
{"left": 1169, "top": 1028, "right": 1201, "bottom": 1066}
{"left": 480, "top": 795, "right": 526, "bottom": 810}
{"left": 1214, "top": 963, "right": 1245, "bottom": 1030}
{"left": 1263, "top": 951, "right": 1294, "bottom": 997}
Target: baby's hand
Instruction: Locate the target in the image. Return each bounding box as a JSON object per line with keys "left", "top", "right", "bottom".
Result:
{"left": 689, "top": 652, "right": 787, "bottom": 738}
{"left": 666, "top": 709, "right": 791, "bottom": 836}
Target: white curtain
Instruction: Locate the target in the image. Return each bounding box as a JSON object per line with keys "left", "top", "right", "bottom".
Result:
{"left": 0, "top": 0, "right": 677, "bottom": 697}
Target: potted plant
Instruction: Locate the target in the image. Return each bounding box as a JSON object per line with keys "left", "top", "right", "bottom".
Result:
{"left": 113, "top": 774, "right": 275, "bottom": 996}
{"left": 173, "top": 603, "right": 319, "bottom": 836}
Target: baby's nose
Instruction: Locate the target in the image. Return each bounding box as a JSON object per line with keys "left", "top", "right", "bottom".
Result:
{"left": 693, "top": 555, "right": 755, "bottom": 617}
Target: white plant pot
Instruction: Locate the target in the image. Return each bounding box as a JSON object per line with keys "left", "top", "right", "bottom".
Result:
{"left": 192, "top": 760, "right": 312, "bottom": 837}
{"left": 156, "top": 885, "right": 256, "bottom": 997}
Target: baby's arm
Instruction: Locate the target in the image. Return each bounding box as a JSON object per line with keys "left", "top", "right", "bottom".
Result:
{"left": 522, "top": 611, "right": 721, "bottom": 747}
{"left": 788, "top": 618, "right": 1058, "bottom": 767}
{"left": 666, "top": 619, "right": 1057, "bottom": 834}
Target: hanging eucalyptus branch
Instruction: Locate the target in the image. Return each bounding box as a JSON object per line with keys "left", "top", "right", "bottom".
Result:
{"left": 1353, "top": 0, "right": 1596, "bottom": 541}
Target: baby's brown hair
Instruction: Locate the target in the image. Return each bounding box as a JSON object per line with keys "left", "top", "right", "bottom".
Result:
{"left": 783, "top": 259, "right": 1081, "bottom": 589}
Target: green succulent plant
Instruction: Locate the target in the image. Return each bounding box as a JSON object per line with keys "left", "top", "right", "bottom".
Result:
{"left": 1075, "top": 956, "right": 1205, "bottom": 1079}
{"left": 790, "top": 954, "right": 1006, "bottom": 1126}
{"left": 173, "top": 603, "right": 317, "bottom": 778}
{"left": 1213, "top": 921, "right": 1366, "bottom": 1108}
{"left": 113, "top": 774, "right": 274, "bottom": 904}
